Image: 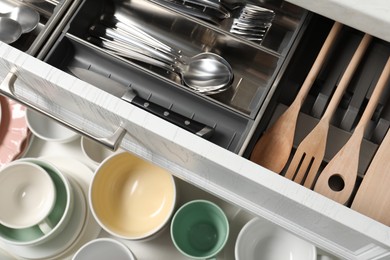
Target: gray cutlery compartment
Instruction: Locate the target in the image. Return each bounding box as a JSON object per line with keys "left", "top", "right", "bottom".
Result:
{"left": 41, "top": 0, "right": 309, "bottom": 152}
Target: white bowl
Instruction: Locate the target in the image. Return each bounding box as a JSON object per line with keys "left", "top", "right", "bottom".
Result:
{"left": 72, "top": 238, "right": 135, "bottom": 260}
{"left": 235, "top": 217, "right": 317, "bottom": 260}
{"left": 26, "top": 109, "right": 78, "bottom": 143}
{"left": 81, "top": 136, "right": 118, "bottom": 165}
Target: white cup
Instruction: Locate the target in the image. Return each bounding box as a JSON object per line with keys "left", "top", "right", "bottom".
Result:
{"left": 72, "top": 238, "right": 136, "bottom": 260}
{"left": 0, "top": 159, "right": 74, "bottom": 246}
{"left": 0, "top": 162, "right": 56, "bottom": 234}
{"left": 235, "top": 217, "right": 317, "bottom": 260}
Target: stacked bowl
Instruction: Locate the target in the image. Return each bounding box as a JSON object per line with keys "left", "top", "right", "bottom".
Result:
{"left": 0, "top": 158, "right": 86, "bottom": 259}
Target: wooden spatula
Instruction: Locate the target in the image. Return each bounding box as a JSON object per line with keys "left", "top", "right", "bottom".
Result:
{"left": 314, "top": 55, "right": 390, "bottom": 205}
{"left": 351, "top": 128, "right": 390, "bottom": 226}
{"left": 249, "top": 22, "right": 343, "bottom": 173}
{"left": 284, "top": 33, "right": 372, "bottom": 189}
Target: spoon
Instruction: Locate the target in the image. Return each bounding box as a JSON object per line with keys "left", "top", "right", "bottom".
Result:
{"left": 177, "top": 52, "right": 233, "bottom": 94}
{"left": 89, "top": 25, "right": 234, "bottom": 94}
{"left": 0, "top": 17, "right": 22, "bottom": 44}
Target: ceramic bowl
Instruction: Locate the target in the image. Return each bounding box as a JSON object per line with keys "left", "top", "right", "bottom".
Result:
{"left": 72, "top": 238, "right": 135, "bottom": 260}
{"left": 0, "top": 161, "right": 56, "bottom": 230}
{"left": 0, "top": 159, "right": 74, "bottom": 246}
{"left": 80, "top": 136, "right": 118, "bottom": 165}
{"left": 89, "top": 152, "right": 177, "bottom": 240}
{"left": 26, "top": 109, "right": 78, "bottom": 143}
{"left": 235, "top": 217, "right": 317, "bottom": 260}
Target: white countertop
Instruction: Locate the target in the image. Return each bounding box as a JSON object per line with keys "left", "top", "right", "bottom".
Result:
{"left": 286, "top": 0, "right": 390, "bottom": 42}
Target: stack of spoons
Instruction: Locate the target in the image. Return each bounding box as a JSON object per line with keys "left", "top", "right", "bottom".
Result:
{"left": 87, "top": 13, "right": 234, "bottom": 95}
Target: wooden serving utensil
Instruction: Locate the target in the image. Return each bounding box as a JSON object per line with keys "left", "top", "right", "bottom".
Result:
{"left": 285, "top": 33, "right": 372, "bottom": 189}
{"left": 351, "top": 127, "right": 390, "bottom": 226}
{"left": 249, "top": 22, "right": 342, "bottom": 173}
{"left": 314, "top": 55, "right": 390, "bottom": 205}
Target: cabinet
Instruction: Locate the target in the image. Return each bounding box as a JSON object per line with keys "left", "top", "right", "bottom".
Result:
{"left": 0, "top": 0, "right": 389, "bottom": 259}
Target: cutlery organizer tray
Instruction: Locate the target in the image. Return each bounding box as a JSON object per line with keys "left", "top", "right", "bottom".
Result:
{"left": 41, "top": 0, "right": 309, "bottom": 152}
{"left": 0, "top": 0, "right": 75, "bottom": 56}
{"left": 246, "top": 15, "right": 390, "bottom": 209}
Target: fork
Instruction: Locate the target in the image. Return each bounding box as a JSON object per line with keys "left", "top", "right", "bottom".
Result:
{"left": 284, "top": 33, "right": 373, "bottom": 189}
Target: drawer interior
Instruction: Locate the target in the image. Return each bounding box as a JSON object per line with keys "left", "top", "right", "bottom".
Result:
{"left": 44, "top": 34, "right": 252, "bottom": 152}
{"left": 0, "top": 0, "right": 71, "bottom": 55}
{"left": 41, "top": 0, "right": 308, "bottom": 152}
{"left": 45, "top": 0, "right": 308, "bottom": 118}
{"left": 246, "top": 15, "right": 390, "bottom": 213}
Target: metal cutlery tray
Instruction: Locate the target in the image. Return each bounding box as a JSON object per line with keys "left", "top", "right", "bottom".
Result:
{"left": 0, "top": 0, "right": 74, "bottom": 56}
{"left": 36, "top": 0, "right": 308, "bottom": 153}
{"left": 245, "top": 15, "right": 390, "bottom": 207}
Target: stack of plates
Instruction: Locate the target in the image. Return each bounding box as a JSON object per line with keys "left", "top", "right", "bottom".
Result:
{"left": 0, "top": 96, "right": 32, "bottom": 168}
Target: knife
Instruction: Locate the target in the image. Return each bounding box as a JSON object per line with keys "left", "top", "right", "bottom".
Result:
{"left": 68, "top": 67, "right": 214, "bottom": 139}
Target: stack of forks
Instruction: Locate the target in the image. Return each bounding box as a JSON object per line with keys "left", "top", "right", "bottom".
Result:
{"left": 155, "top": 0, "right": 275, "bottom": 43}
{"left": 227, "top": 3, "right": 274, "bottom": 42}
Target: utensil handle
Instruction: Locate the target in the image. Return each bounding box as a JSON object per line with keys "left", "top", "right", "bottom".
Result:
{"left": 322, "top": 34, "right": 372, "bottom": 122}
{"left": 0, "top": 71, "right": 126, "bottom": 151}
{"left": 354, "top": 55, "right": 390, "bottom": 134}
{"left": 293, "top": 22, "right": 343, "bottom": 106}
{"left": 123, "top": 92, "right": 215, "bottom": 139}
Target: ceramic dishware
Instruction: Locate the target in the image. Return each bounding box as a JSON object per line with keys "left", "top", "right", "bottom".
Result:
{"left": 89, "top": 152, "right": 176, "bottom": 240}
{"left": 81, "top": 136, "right": 119, "bottom": 165}
{"left": 0, "top": 162, "right": 56, "bottom": 234}
{"left": 235, "top": 217, "right": 316, "bottom": 260}
{"left": 0, "top": 159, "right": 74, "bottom": 246}
{"left": 72, "top": 238, "right": 135, "bottom": 260}
{"left": 170, "top": 200, "right": 229, "bottom": 259}
{"left": 26, "top": 109, "right": 79, "bottom": 143}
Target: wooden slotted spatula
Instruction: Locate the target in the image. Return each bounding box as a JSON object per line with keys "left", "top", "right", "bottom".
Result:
{"left": 351, "top": 127, "right": 390, "bottom": 226}
{"left": 314, "top": 55, "right": 390, "bottom": 205}
{"left": 285, "top": 33, "right": 373, "bottom": 189}
{"left": 249, "top": 22, "right": 343, "bottom": 173}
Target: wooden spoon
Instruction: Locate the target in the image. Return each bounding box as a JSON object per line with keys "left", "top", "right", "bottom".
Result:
{"left": 285, "top": 33, "right": 372, "bottom": 188}
{"left": 351, "top": 127, "right": 390, "bottom": 226}
{"left": 250, "top": 22, "right": 342, "bottom": 173}
{"left": 314, "top": 55, "right": 390, "bottom": 205}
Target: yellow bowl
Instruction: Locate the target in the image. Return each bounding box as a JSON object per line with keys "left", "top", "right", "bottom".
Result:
{"left": 89, "top": 152, "right": 176, "bottom": 240}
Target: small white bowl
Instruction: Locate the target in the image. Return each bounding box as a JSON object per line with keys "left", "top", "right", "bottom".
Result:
{"left": 235, "top": 217, "right": 317, "bottom": 260}
{"left": 26, "top": 109, "right": 78, "bottom": 143}
{"left": 81, "top": 136, "right": 117, "bottom": 165}
{"left": 72, "top": 238, "right": 135, "bottom": 260}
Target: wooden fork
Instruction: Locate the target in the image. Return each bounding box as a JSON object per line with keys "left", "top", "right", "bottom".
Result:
{"left": 249, "top": 22, "right": 342, "bottom": 173}
{"left": 284, "top": 33, "right": 373, "bottom": 189}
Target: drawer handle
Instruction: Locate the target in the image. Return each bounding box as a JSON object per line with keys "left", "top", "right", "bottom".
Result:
{"left": 0, "top": 71, "right": 127, "bottom": 151}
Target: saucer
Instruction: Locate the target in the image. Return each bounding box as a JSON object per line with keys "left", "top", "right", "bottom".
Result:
{"left": 3, "top": 178, "right": 86, "bottom": 259}
{"left": 41, "top": 157, "right": 101, "bottom": 260}
{"left": 0, "top": 96, "right": 30, "bottom": 168}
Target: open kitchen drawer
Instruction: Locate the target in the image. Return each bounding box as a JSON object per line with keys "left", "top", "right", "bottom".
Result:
{"left": 0, "top": 0, "right": 390, "bottom": 259}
